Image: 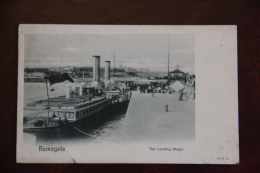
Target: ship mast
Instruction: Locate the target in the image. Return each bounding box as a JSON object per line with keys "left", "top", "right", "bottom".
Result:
{"left": 113, "top": 52, "right": 115, "bottom": 76}
{"left": 168, "top": 34, "right": 170, "bottom": 83}
{"left": 45, "top": 71, "right": 50, "bottom": 109}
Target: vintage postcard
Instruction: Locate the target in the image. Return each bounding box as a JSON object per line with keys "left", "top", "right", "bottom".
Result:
{"left": 17, "top": 25, "right": 238, "bottom": 164}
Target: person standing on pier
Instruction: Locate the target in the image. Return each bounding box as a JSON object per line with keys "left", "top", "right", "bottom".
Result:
{"left": 148, "top": 85, "right": 151, "bottom": 93}
{"left": 179, "top": 88, "right": 185, "bottom": 101}
{"left": 185, "top": 75, "right": 195, "bottom": 99}
{"left": 158, "top": 86, "right": 161, "bottom": 93}
{"left": 145, "top": 84, "right": 148, "bottom": 93}
{"left": 141, "top": 85, "right": 144, "bottom": 93}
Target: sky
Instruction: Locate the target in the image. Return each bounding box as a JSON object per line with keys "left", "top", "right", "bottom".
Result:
{"left": 24, "top": 34, "right": 194, "bottom": 74}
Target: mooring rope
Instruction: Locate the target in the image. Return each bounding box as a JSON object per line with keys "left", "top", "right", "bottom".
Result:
{"left": 72, "top": 125, "right": 121, "bottom": 145}
{"left": 73, "top": 126, "right": 96, "bottom": 137}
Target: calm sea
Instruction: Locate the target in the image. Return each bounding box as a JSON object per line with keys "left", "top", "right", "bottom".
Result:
{"left": 24, "top": 82, "right": 66, "bottom": 101}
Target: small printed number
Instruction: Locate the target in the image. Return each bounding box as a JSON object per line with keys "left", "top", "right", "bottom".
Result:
{"left": 217, "top": 157, "right": 225, "bottom": 160}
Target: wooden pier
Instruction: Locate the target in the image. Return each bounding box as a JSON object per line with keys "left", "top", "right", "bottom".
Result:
{"left": 119, "top": 91, "right": 195, "bottom": 142}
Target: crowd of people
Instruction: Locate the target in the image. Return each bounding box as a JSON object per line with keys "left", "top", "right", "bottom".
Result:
{"left": 135, "top": 83, "right": 169, "bottom": 93}
{"left": 129, "top": 74, "right": 196, "bottom": 101}
{"left": 103, "top": 74, "right": 195, "bottom": 100}
{"left": 71, "top": 74, "right": 196, "bottom": 101}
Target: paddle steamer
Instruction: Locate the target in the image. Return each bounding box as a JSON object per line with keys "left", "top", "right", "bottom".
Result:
{"left": 24, "top": 86, "right": 130, "bottom": 133}
{"left": 23, "top": 55, "right": 130, "bottom": 133}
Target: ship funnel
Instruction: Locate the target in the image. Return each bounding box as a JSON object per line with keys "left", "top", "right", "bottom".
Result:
{"left": 105, "top": 61, "right": 111, "bottom": 87}
{"left": 105, "top": 61, "right": 111, "bottom": 81}
{"left": 92, "top": 55, "right": 101, "bottom": 87}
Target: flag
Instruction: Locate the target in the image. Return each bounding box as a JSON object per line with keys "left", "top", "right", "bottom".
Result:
{"left": 47, "top": 72, "right": 74, "bottom": 86}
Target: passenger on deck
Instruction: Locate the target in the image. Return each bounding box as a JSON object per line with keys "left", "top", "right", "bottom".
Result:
{"left": 70, "top": 89, "right": 74, "bottom": 95}
{"left": 96, "top": 88, "right": 99, "bottom": 95}
{"left": 89, "top": 93, "right": 93, "bottom": 101}
{"left": 58, "top": 117, "right": 63, "bottom": 126}
{"left": 63, "top": 118, "right": 68, "bottom": 124}
{"left": 97, "top": 89, "right": 101, "bottom": 96}
{"left": 52, "top": 113, "right": 57, "bottom": 118}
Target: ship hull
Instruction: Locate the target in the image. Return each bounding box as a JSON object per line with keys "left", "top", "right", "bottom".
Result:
{"left": 23, "top": 100, "right": 130, "bottom": 134}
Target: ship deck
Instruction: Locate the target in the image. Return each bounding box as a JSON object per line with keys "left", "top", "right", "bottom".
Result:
{"left": 26, "top": 94, "right": 106, "bottom": 108}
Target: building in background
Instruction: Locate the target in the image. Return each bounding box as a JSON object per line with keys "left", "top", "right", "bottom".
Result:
{"left": 169, "top": 69, "right": 185, "bottom": 77}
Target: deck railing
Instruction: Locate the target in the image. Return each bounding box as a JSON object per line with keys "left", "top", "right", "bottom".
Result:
{"left": 25, "top": 92, "right": 107, "bottom": 109}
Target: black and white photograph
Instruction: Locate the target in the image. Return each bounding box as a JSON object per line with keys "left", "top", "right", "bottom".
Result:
{"left": 17, "top": 25, "right": 238, "bottom": 164}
